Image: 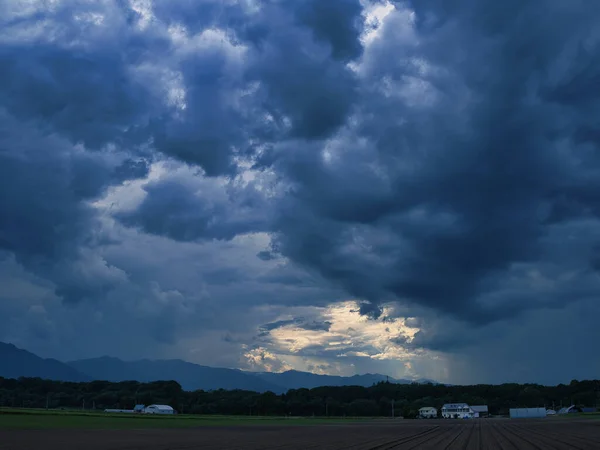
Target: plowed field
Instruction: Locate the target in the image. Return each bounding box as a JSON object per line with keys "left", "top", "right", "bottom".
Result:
{"left": 2, "top": 418, "right": 600, "bottom": 449}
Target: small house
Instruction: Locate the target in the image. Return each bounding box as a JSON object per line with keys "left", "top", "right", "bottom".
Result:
{"left": 418, "top": 407, "right": 438, "bottom": 418}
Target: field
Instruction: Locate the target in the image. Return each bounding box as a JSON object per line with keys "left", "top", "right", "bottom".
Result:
{"left": 2, "top": 411, "right": 600, "bottom": 449}
{"left": 0, "top": 408, "right": 353, "bottom": 429}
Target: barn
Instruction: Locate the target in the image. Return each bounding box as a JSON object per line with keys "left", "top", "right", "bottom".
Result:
{"left": 144, "top": 404, "right": 174, "bottom": 415}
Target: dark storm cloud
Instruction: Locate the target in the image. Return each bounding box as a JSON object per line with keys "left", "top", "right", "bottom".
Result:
{"left": 147, "top": 0, "right": 362, "bottom": 175}
{"left": 236, "top": 1, "right": 360, "bottom": 141}
{"left": 260, "top": 319, "right": 297, "bottom": 332}
{"left": 0, "top": 2, "right": 161, "bottom": 303}
{"left": 256, "top": 250, "right": 276, "bottom": 261}
{"left": 4, "top": 0, "right": 600, "bottom": 375}
{"left": 0, "top": 112, "right": 132, "bottom": 303}
{"left": 294, "top": 0, "right": 364, "bottom": 61}
{"left": 0, "top": 4, "right": 161, "bottom": 150}
{"left": 260, "top": 318, "right": 332, "bottom": 333}
{"left": 269, "top": 0, "right": 600, "bottom": 325}
{"left": 117, "top": 177, "right": 270, "bottom": 242}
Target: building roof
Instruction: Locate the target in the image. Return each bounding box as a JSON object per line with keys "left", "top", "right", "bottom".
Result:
{"left": 442, "top": 403, "right": 469, "bottom": 409}
{"left": 419, "top": 407, "right": 437, "bottom": 411}
{"left": 470, "top": 405, "right": 488, "bottom": 413}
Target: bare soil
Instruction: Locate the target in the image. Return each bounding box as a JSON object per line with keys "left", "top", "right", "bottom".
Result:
{"left": 2, "top": 418, "right": 600, "bottom": 449}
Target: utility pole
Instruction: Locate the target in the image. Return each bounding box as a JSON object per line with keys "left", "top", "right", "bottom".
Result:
{"left": 326, "top": 401, "right": 328, "bottom": 417}
{"left": 392, "top": 399, "right": 395, "bottom": 419}
{"left": 82, "top": 399, "right": 85, "bottom": 411}
{"left": 46, "top": 394, "right": 49, "bottom": 410}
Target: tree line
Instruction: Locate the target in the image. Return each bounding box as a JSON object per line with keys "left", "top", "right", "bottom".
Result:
{"left": 1, "top": 377, "right": 598, "bottom": 418}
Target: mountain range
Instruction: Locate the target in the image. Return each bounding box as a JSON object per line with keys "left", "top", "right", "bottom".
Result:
{"left": 0, "top": 342, "right": 89, "bottom": 382}
{"left": 0, "top": 342, "right": 437, "bottom": 393}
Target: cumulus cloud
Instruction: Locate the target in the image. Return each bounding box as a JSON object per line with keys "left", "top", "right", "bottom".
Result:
{"left": 268, "top": 0, "right": 600, "bottom": 326}
{"left": 2, "top": 0, "right": 600, "bottom": 384}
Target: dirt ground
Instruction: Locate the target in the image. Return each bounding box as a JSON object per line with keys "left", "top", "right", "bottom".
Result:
{"left": 2, "top": 418, "right": 600, "bottom": 449}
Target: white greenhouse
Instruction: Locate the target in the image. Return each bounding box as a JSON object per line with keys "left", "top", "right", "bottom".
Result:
{"left": 144, "top": 404, "right": 174, "bottom": 415}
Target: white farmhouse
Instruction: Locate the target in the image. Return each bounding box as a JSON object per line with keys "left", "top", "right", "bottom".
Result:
{"left": 144, "top": 404, "right": 174, "bottom": 415}
{"left": 441, "top": 403, "right": 474, "bottom": 419}
{"left": 418, "top": 407, "right": 438, "bottom": 418}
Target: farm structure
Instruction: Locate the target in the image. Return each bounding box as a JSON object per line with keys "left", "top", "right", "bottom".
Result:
{"left": 558, "top": 406, "right": 578, "bottom": 414}
{"left": 441, "top": 403, "right": 474, "bottom": 419}
{"left": 144, "top": 404, "right": 174, "bottom": 415}
{"left": 418, "top": 407, "right": 437, "bottom": 418}
{"left": 509, "top": 407, "right": 546, "bottom": 418}
{"left": 103, "top": 404, "right": 174, "bottom": 415}
{"left": 556, "top": 405, "right": 597, "bottom": 414}
{"left": 470, "top": 405, "right": 489, "bottom": 418}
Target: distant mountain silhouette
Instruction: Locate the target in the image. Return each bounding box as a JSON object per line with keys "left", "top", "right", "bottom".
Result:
{"left": 252, "top": 370, "right": 437, "bottom": 390}
{"left": 0, "top": 342, "right": 89, "bottom": 382}
{"left": 0, "top": 342, "right": 439, "bottom": 392}
{"left": 67, "top": 357, "right": 284, "bottom": 393}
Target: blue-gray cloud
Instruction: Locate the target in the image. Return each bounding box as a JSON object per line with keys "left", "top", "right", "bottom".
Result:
{"left": 268, "top": 0, "right": 600, "bottom": 328}
{"left": 260, "top": 318, "right": 332, "bottom": 333}
{"left": 2, "top": 0, "right": 600, "bottom": 384}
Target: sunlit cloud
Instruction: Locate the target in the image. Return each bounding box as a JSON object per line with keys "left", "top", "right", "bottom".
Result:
{"left": 241, "top": 301, "right": 429, "bottom": 377}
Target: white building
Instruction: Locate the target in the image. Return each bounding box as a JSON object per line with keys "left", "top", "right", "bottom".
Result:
{"left": 470, "top": 405, "right": 489, "bottom": 418}
{"left": 441, "top": 403, "right": 474, "bottom": 419}
{"left": 418, "top": 407, "right": 438, "bottom": 418}
{"left": 557, "top": 405, "right": 580, "bottom": 415}
{"left": 510, "top": 407, "right": 546, "bottom": 419}
{"left": 144, "top": 404, "right": 174, "bottom": 415}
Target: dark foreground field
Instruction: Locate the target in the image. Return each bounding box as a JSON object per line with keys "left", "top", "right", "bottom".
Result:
{"left": 3, "top": 418, "right": 600, "bottom": 449}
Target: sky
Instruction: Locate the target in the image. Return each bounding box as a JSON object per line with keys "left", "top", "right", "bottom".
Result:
{"left": 1, "top": 0, "right": 600, "bottom": 386}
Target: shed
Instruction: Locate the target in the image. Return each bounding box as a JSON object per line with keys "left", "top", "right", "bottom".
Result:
{"left": 144, "top": 404, "right": 174, "bottom": 415}
{"left": 509, "top": 407, "right": 546, "bottom": 418}
{"left": 470, "top": 405, "right": 489, "bottom": 418}
{"left": 418, "top": 407, "right": 438, "bottom": 418}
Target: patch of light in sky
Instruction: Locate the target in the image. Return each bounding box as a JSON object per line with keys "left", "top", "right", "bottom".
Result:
{"left": 361, "top": 0, "right": 395, "bottom": 45}
{"left": 129, "top": 0, "right": 153, "bottom": 29}
{"left": 246, "top": 301, "right": 421, "bottom": 374}
{"left": 92, "top": 162, "right": 166, "bottom": 213}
